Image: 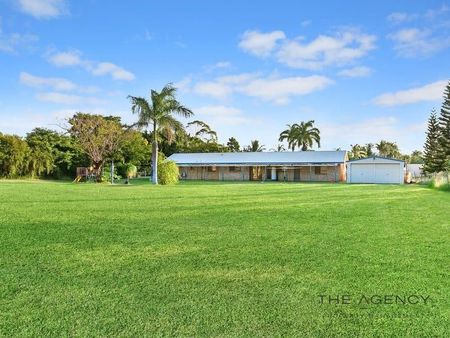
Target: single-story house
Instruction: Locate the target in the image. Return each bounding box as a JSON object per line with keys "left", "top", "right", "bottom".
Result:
{"left": 168, "top": 151, "right": 348, "bottom": 182}
{"left": 347, "top": 156, "right": 405, "bottom": 184}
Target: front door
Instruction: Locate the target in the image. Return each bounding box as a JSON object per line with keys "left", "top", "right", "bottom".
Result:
{"left": 294, "top": 168, "right": 301, "bottom": 181}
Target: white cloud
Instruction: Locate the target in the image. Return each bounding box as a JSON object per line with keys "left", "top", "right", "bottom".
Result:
{"left": 388, "top": 28, "right": 450, "bottom": 57}
{"left": 239, "top": 30, "right": 286, "bottom": 57}
{"left": 36, "top": 92, "right": 105, "bottom": 105}
{"left": 238, "top": 75, "right": 333, "bottom": 104}
{"left": 18, "top": 0, "right": 67, "bottom": 19}
{"left": 192, "top": 73, "right": 333, "bottom": 104}
{"left": 0, "top": 19, "right": 38, "bottom": 53}
{"left": 373, "top": 80, "right": 447, "bottom": 106}
{"left": 387, "top": 5, "right": 448, "bottom": 24}
{"left": 20, "top": 72, "right": 76, "bottom": 91}
{"left": 194, "top": 105, "right": 252, "bottom": 126}
{"left": 46, "top": 50, "right": 135, "bottom": 81}
{"left": 19, "top": 72, "right": 99, "bottom": 94}
{"left": 387, "top": 6, "right": 450, "bottom": 57}
{"left": 214, "top": 61, "right": 231, "bottom": 69}
{"left": 194, "top": 81, "right": 232, "bottom": 100}
{"left": 48, "top": 50, "right": 82, "bottom": 66}
{"left": 301, "top": 20, "right": 312, "bottom": 27}
{"left": 276, "top": 29, "right": 376, "bottom": 70}
{"left": 217, "top": 73, "right": 259, "bottom": 84}
{"left": 174, "top": 76, "right": 192, "bottom": 92}
{"left": 387, "top": 12, "right": 416, "bottom": 25}
{"left": 91, "top": 62, "right": 135, "bottom": 81}
{"left": 338, "top": 66, "right": 372, "bottom": 78}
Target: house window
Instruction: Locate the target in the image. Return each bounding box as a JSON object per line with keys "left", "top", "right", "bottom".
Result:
{"left": 229, "top": 166, "right": 241, "bottom": 172}
{"left": 208, "top": 166, "right": 217, "bottom": 172}
{"left": 314, "top": 166, "right": 326, "bottom": 175}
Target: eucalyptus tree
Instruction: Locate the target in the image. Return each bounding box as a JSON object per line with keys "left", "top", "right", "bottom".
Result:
{"left": 128, "top": 84, "right": 193, "bottom": 184}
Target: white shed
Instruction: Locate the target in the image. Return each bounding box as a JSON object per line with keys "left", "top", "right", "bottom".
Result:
{"left": 347, "top": 156, "right": 405, "bottom": 184}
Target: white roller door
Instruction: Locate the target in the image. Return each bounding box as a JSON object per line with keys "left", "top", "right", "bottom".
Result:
{"left": 374, "top": 164, "right": 400, "bottom": 184}
{"left": 348, "top": 158, "right": 403, "bottom": 184}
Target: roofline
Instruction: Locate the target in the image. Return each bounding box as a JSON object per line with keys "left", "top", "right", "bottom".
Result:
{"left": 175, "top": 162, "right": 344, "bottom": 166}
{"left": 348, "top": 156, "right": 405, "bottom": 163}
{"left": 169, "top": 150, "right": 347, "bottom": 156}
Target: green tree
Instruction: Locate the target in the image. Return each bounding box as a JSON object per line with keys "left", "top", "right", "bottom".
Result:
{"left": 365, "top": 143, "right": 375, "bottom": 157}
{"left": 187, "top": 120, "right": 217, "bottom": 141}
{"left": 0, "top": 134, "right": 30, "bottom": 177}
{"left": 279, "top": 121, "right": 320, "bottom": 151}
{"left": 68, "top": 113, "right": 125, "bottom": 179}
{"left": 423, "top": 111, "right": 444, "bottom": 173}
{"left": 409, "top": 150, "right": 424, "bottom": 164}
{"left": 349, "top": 144, "right": 367, "bottom": 160}
{"left": 26, "top": 128, "right": 56, "bottom": 177}
{"left": 376, "top": 140, "right": 401, "bottom": 158}
{"left": 438, "top": 81, "right": 450, "bottom": 170}
{"left": 119, "top": 130, "right": 151, "bottom": 168}
{"left": 129, "top": 84, "right": 193, "bottom": 184}
{"left": 244, "top": 140, "right": 265, "bottom": 152}
{"left": 227, "top": 137, "right": 240, "bottom": 152}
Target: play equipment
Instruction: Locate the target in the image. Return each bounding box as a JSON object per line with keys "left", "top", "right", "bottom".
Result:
{"left": 73, "top": 167, "right": 96, "bottom": 183}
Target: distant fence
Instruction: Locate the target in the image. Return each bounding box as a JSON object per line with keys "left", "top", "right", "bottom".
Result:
{"left": 416, "top": 171, "right": 450, "bottom": 187}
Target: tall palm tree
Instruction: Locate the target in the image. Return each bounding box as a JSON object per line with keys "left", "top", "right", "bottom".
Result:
{"left": 128, "top": 84, "right": 193, "bottom": 184}
{"left": 278, "top": 124, "right": 298, "bottom": 151}
{"left": 279, "top": 120, "right": 320, "bottom": 151}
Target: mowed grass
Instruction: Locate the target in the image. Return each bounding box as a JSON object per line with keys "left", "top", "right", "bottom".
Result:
{"left": 0, "top": 180, "right": 449, "bottom": 337}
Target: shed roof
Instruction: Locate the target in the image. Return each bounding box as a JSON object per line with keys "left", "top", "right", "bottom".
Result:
{"left": 168, "top": 151, "right": 347, "bottom": 166}
{"left": 348, "top": 156, "right": 405, "bottom": 163}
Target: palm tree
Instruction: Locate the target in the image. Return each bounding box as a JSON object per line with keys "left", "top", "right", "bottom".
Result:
{"left": 376, "top": 140, "right": 401, "bottom": 158}
{"left": 269, "top": 144, "right": 286, "bottom": 152}
{"left": 278, "top": 124, "right": 298, "bottom": 151}
{"left": 279, "top": 120, "right": 320, "bottom": 151}
{"left": 128, "top": 84, "right": 193, "bottom": 184}
{"left": 349, "top": 144, "right": 367, "bottom": 160}
{"left": 245, "top": 140, "right": 265, "bottom": 152}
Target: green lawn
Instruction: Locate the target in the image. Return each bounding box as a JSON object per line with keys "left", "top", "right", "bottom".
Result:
{"left": 0, "top": 180, "right": 449, "bottom": 337}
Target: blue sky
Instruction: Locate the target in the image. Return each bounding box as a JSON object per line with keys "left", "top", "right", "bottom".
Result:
{"left": 1, "top": 0, "right": 449, "bottom": 152}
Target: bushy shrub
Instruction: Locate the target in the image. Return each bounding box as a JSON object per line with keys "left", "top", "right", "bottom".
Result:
{"left": 125, "top": 163, "right": 137, "bottom": 178}
{"left": 100, "top": 166, "right": 122, "bottom": 183}
{"left": 158, "top": 158, "right": 179, "bottom": 185}
{"left": 427, "top": 172, "right": 450, "bottom": 191}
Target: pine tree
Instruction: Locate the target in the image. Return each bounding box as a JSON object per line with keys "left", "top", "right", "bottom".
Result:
{"left": 423, "top": 110, "right": 442, "bottom": 173}
{"left": 438, "top": 81, "right": 450, "bottom": 170}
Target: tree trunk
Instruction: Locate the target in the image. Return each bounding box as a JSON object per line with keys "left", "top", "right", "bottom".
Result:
{"left": 152, "top": 121, "right": 158, "bottom": 185}
{"left": 302, "top": 144, "right": 308, "bottom": 151}
{"left": 93, "top": 162, "right": 103, "bottom": 182}
{"left": 152, "top": 141, "right": 158, "bottom": 184}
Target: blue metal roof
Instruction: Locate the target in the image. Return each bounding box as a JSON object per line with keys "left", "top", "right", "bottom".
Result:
{"left": 168, "top": 151, "right": 348, "bottom": 166}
